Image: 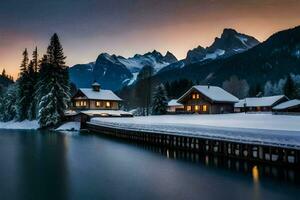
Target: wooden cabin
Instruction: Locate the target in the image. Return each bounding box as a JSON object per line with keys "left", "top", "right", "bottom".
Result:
{"left": 272, "top": 99, "right": 300, "bottom": 114}
{"left": 167, "top": 99, "right": 184, "bottom": 113}
{"left": 72, "top": 82, "right": 123, "bottom": 111}
{"left": 234, "top": 95, "right": 288, "bottom": 112}
{"left": 177, "top": 85, "right": 239, "bottom": 114}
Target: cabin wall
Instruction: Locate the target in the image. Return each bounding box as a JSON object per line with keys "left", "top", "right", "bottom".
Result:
{"left": 72, "top": 99, "right": 119, "bottom": 110}
{"left": 167, "top": 106, "right": 184, "bottom": 113}
{"left": 211, "top": 103, "right": 234, "bottom": 114}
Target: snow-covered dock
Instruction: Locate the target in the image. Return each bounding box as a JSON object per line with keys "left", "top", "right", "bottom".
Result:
{"left": 86, "top": 113, "right": 300, "bottom": 166}
{"left": 89, "top": 113, "right": 300, "bottom": 149}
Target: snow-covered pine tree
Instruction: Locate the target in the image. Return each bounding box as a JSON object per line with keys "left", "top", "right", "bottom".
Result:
{"left": 264, "top": 81, "right": 274, "bottom": 96}
{"left": 1, "top": 84, "right": 17, "bottom": 122}
{"left": 27, "top": 60, "right": 37, "bottom": 120}
{"left": 16, "top": 48, "right": 31, "bottom": 121}
{"left": 37, "top": 34, "right": 71, "bottom": 128}
{"left": 152, "top": 84, "right": 168, "bottom": 115}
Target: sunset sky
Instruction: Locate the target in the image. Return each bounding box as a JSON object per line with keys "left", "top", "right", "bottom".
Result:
{"left": 1, "top": 0, "right": 300, "bottom": 79}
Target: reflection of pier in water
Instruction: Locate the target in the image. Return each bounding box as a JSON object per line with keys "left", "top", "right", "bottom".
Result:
{"left": 86, "top": 122, "right": 300, "bottom": 186}
{"left": 86, "top": 122, "right": 300, "bottom": 168}
{"left": 134, "top": 143, "right": 300, "bottom": 184}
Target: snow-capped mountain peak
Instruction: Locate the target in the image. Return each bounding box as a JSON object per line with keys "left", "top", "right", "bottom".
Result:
{"left": 185, "top": 28, "right": 260, "bottom": 64}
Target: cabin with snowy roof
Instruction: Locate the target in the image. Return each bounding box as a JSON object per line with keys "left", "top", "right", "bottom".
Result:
{"left": 177, "top": 85, "right": 239, "bottom": 114}
{"left": 72, "top": 82, "right": 123, "bottom": 111}
{"left": 167, "top": 99, "right": 184, "bottom": 113}
{"left": 272, "top": 99, "right": 300, "bottom": 114}
{"left": 234, "top": 95, "right": 288, "bottom": 112}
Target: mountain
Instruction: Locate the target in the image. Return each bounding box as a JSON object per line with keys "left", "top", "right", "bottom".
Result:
{"left": 69, "top": 50, "right": 178, "bottom": 90}
{"left": 117, "top": 25, "right": 300, "bottom": 109}
{"left": 159, "top": 28, "right": 259, "bottom": 73}
{"left": 186, "top": 28, "right": 260, "bottom": 64}
{"left": 155, "top": 25, "right": 300, "bottom": 87}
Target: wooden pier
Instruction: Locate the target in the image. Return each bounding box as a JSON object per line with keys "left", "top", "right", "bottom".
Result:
{"left": 85, "top": 122, "right": 300, "bottom": 167}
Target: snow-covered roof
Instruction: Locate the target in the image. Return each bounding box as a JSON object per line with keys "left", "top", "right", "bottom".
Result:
{"left": 81, "top": 110, "right": 132, "bottom": 117}
{"left": 78, "top": 88, "right": 122, "bottom": 101}
{"left": 92, "top": 82, "right": 100, "bottom": 86}
{"left": 168, "top": 99, "right": 183, "bottom": 107}
{"left": 273, "top": 99, "right": 300, "bottom": 110}
{"left": 235, "top": 95, "right": 287, "bottom": 108}
{"left": 178, "top": 85, "right": 239, "bottom": 103}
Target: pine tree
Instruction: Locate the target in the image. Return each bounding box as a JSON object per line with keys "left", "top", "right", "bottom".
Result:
{"left": 136, "top": 65, "right": 154, "bottom": 116}
{"left": 1, "top": 84, "right": 17, "bottom": 122}
{"left": 27, "top": 61, "right": 37, "bottom": 120}
{"left": 37, "top": 34, "right": 71, "bottom": 128}
{"left": 152, "top": 84, "right": 168, "bottom": 115}
{"left": 284, "top": 74, "right": 297, "bottom": 99}
{"left": 32, "top": 47, "right": 39, "bottom": 72}
{"left": 16, "top": 49, "right": 30, "bottom": 121}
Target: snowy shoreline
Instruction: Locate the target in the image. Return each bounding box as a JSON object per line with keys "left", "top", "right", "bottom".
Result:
{"left": 0, "top": 120, "right": 39, "bottom": 130}
{"left": 90, "top": 113, "right": 300, "bottom": 149}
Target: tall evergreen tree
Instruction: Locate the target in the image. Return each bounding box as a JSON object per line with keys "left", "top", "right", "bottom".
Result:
{"left": 16, "top": 49, "right": 30, "bottom": 121}
{"left": 136, "top": 65, "right": 154, "bottom": 116}
{"left": 284, "top": 74, "right": 297, "bottom": 99}
{"left": 0, "top": 84, "right": 17, "bottom": 122}
{"left": 32, "top": 47, "right": 39, "bottom": 72}
{"left": 152, "top": 84, "right": 168, "bottom": 115}
{"left": 27, "top": 61, "right": 37, "bottom": 120}
{"left": 37, "top": 34, "right": 71, "bottom": 128}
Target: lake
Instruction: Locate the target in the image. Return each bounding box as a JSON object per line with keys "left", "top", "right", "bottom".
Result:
{"left": 0, "top": 129, "right": 299, "bottom": 200}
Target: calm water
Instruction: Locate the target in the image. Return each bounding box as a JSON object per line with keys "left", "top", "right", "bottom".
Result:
{"left": 0, "top": 130, "right": 299, "bottom": 200}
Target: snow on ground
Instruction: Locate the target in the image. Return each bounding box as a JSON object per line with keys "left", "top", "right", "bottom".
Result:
{"left": 90, "top": 113, "right": 300, "bottom": 149}
{"left": 56, "top": 122, "right": 80, "bottom": 131}
{"left": 0, "top": 120, "right": 39, "bottom": 130}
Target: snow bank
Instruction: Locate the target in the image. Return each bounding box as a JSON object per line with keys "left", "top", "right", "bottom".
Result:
{"left": 0, "top": 120, "right": 39, "bottom": 130}
{"left": 90, "top": 113, "right": 300, "bottom": 149}
{"left": 56, "top": 122, "right": 80, "bottom": 131}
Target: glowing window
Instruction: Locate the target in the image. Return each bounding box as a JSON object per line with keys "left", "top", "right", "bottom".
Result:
{"left": 106, "top": 101, "right": 111, "bottom": 108}
{"left": 195, "top": 105, "right": 199, "bottom": 111}
{"left": 75, "top": 101, "right": 80, "bottom": 107}
{"left": 192, "top": 94, "right": 196, "bottom": 99}
{"left": 196, "top": 94, "right": 200, "bottom": 99}
{"left": 187, "top": 106, "right": 192, "bottom": 112}
{"left": 80, "top": 101, "right": 87, "bottom": 106}
{"left": 96, "top": 101, "right": 101, "bottom": 107}
{"left": 203, "top": 105, "right": 207, "bottom": 112}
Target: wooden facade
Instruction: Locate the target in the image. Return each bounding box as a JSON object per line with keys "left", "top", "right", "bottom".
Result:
{"left": 72, "top": 91, "right": 120, "bottom": 110}
{"left": 178, "top": 88, "right": 236, "bottom": 114}
{"left": 71, "top": 82, "right": 122, "bottom": 111}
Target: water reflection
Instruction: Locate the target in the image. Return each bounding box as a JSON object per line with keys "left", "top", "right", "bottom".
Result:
{"left": 128, "top": 141, "right": 300, "bottom": 185}
{"left": 16, "top": 131, "right": 69, "bottom": 200}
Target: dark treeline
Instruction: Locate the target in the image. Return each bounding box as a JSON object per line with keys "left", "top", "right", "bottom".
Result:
{"left": 164, "top": 79, "right": 194, "bottom": 99}
{"left": 0, "top": 34, "right": 71, "bottom": 128}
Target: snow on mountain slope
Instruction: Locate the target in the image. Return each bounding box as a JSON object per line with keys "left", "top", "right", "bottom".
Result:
{"left": 118, "top": 52, "right": 171, "bottom": 73}
{"left": 69, "top": 50, "right": 178, "bottom": 90}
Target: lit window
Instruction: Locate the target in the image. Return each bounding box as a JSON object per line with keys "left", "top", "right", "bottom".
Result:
{"left": 96, "top": 101, "right": 101, "bottom": 107}
{"left": 75, "top": 101, "right": 80, "bottom": 107}
{"left": 187, "top": 106, "right": 192, "bottom": 112}
{"left": 196, "top": 94, "right": 200, "bottom": 99}
{"left": 106, "top": 101, "right": 111, "bottom": 108}
{"left": 192, "top": 94, "right": 196, "bottom": 99}
{"left": 203, "top": 105, "right": 207, "bottom": 112}
{"left": 80, "top": 101, "right": 87, "bottom": 106}
{"left": 195, "top": 105, "right": 199, "bottom": 111}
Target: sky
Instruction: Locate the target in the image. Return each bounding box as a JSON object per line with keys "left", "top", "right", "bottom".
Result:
{"left": 1, "top": 0, "right": 300, "bottom": 79}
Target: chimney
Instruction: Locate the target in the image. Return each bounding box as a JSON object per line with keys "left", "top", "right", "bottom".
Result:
{"left": 92, "top": 81, "right": 101, "bottom": 92}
